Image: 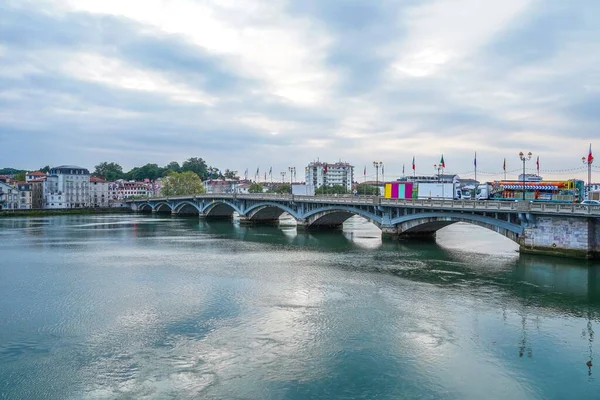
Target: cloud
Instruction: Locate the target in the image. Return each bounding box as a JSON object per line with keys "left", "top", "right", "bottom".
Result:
{"left": 1, "top": 0, "right": 599, "bottom": 180}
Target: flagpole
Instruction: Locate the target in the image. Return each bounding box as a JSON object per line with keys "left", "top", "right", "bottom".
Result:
{"left": 474, "top": 151, "right": 477, "bottom": 182}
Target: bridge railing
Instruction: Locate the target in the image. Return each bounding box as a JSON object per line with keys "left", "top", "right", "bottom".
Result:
{"left": 127, "top": 194, "right": 600, "bottom": 215}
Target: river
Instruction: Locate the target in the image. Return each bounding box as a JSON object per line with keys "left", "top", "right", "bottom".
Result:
{"left": 0, "top": 214, "right": 598, "bottom": 399}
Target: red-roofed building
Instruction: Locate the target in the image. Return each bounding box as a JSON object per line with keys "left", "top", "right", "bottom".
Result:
{"left": 26, "top": 171, "right": 47, "bottom": 182}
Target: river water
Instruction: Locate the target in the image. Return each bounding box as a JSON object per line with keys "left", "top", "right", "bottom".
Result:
{"left": 0, "top": 214, "right": 598, "bottom": 399}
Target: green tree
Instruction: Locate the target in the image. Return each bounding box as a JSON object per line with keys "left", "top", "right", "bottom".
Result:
{"left": 223, "top": 169, "right": 238, "bottom": 179}
{"left": 13, "top": 171, "right": 26, "bottom": 181}
{"left": 126, "top": 163, "right": 164, "bottom": 181}
{"left": 355, "top": 183, "right": 379, "bottom": 195}
{"left": 268, "top": 184, "right": 291, "bottom": 194}
{"left": 39, "top": 166, "right": 50, "bottom": 173}
{"left": 0, "top": 168, "right": 24, "bottom": 175}
{"left": 93, "top": 162, "right": 124, "bottom": 181}
{"left": 161, "top": 171, "right": 206, "bottom": 196}
{"left": 181, "top": 157, "right": 208, "bottom": 180}
{"left": 248, "top": 183, "right": 263, "bottom": 193}
{"left": 164, "top": 161, "right": 181, "bottom": 173}
{"left": 315, "top": 185, "right": 347, "bottom": 195}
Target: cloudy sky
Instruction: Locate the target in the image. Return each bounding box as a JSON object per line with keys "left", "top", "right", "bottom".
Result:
{"left": 1, "top": 0, "right": 599, "bottom": 181}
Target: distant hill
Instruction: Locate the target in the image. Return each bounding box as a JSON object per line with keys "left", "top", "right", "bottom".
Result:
{"left": 0, "top": 168, "right": 26, "bottom": 175}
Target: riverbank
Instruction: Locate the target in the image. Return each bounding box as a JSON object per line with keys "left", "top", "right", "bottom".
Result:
{"left": 0, "top": 208, "right": 132, "bottom": 217}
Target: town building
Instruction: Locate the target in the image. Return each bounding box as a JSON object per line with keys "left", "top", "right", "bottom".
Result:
{"left": 15, "top": 182, "right": 33, "bottom": 209}
{"left": 305, "top": 161, "right": 354, "bottom": 191}
{"left": 29, "top": 180, "right": 44, "bottom": 209}
{"left": 90, "top": 176, "right": 109, "bottom": 208}
{"left": 25, "top": 171, "right": 46, "bottom": 182}
{"left": 43, "top": 165, "right": 90, "bottom": 209}
{"left": 0, "top": 181, "right": 19, "bottom": 210}
{"left": 205, "top": 179, "right": 239, "bottom": 194}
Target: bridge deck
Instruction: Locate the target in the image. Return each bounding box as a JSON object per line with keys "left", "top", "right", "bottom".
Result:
{"left": 128, "top": 194, "right": 600, "bottom": 216}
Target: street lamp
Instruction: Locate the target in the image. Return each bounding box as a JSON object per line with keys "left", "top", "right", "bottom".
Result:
{"left": 373, "top": 161, "right": 383, "bottom": 189}
{"left": 582, "top": 152, "right": 594, "bottom": 199}
{"left": 433, "top": 164, "right": 442, "bottom": 181}
{"left": 288, "top": 166, "right": 296, "bottom": 194}
{"left": 519, "top": 151, "right": 532, "bottom": 200}
{"left": 280, "top": 171, "right": 286, "bottom": 183}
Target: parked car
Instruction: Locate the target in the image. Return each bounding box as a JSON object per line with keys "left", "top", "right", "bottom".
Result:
{"left": 581, "top": 199, "right": 600, "bottom": 205}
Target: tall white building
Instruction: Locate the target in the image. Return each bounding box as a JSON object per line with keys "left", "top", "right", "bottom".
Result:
{"left": 44, "top": 165, "right": 90, "bottom": 209}
{"left": 305, "top": 161, "right": 354, "bottom": 191}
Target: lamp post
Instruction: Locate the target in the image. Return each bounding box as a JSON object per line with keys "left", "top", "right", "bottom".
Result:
{"left": 373, "top": 161, "right": 382, "bottom": 192}
{"left": 288, "top": 167, "right": 295, "bottom": 194}
{"left": 519, "top": 151, "right": 532, "bottom": 200}
{"left": 433, "top": 164, "right": 442, "bottom": 180}
{"left": 582, "top": 156, "right": 593, "bottom": 199}
{"left": 280, "top": 171, "right": 286, "bottom": 184}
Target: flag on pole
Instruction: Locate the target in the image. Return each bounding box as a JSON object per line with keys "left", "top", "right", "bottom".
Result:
{"left": 381, "top": 164, "right": 384, "bottom": 175}
{"left": 412, "top": 156, "right": 415, "bottom": 170}
{"left": 269, "top": 167, "right": 272, "bottom": 176}
{"left": 402, "top": 164, "right": 405, "bottom": 175}
{"left": 264, "top": 172, "right": 267, "bottom": 181}
{"left": 474, "top": 152, "right": 477, "bottom": 168}
{"left": 440, "top": 154, "right": 445, "bottom": 168}
{"left": 503, "top": 158, "right": 506, "bottom": 171}
{"left": 588, "top": 143, "right": 594, "bottom": 164}
{"left": 363, "top": 165, "right": 366, "bottom": 176}
{"left": 323, "top": 164, "right": 328, "bottom": 174}
{"left": 536, "top": 156, "right": 540, "bottom": 174}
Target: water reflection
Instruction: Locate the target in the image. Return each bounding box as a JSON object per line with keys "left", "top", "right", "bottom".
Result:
{"left": 0, "top": 215, "right": 599, "bottom": 398}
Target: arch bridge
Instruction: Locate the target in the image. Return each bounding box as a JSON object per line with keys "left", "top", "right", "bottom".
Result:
{"left": 128, "top": 194, "right": 600, "bottom": 259}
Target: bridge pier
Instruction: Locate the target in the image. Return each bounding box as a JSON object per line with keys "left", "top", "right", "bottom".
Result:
{"left": 198, "top": 214, "right": 233, "bottom": 221}
{"left": 238, "top": 217, "right": 280, "bottom": 226}
{"left": 520, "top": 216, "right": 600, "bottom": 259}
{"left": 399, "top": 231, "right": 437, "bottom": 241}
{"left": 380, "top": 226, "right": 399, "bottom": 241}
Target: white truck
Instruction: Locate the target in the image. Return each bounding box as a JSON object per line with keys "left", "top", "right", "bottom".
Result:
{"left": 417, "top": 183, "right": 462, "bottom": 200}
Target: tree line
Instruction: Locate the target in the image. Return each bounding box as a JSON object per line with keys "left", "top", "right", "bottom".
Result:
{"left": 92, "top": 158, "right": 239, "bottom": 182}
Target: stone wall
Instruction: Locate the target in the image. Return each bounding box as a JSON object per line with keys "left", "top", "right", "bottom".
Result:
{"left": 521, "top": 216, "right": 599, "bottom": 259}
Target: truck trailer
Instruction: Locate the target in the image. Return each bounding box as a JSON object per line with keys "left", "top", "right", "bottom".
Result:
{"left": 417, "top": 183, "right": 462, "bottom": 200}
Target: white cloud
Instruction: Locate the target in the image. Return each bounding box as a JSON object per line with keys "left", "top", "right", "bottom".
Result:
{"left": 53, "top": 0, "right": 336, "bottom": 106}
{"left": 392, "top": 0, "right": 534, "bottom": 77}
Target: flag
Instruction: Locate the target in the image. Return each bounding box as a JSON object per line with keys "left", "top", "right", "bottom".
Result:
{"left": 264, "top": 172, "right": 267, "bottom": 181}
{"left": 440, "top": 154, "right": 445, "bottom": 168}
{"left": 474, "top": 152, "right": 477, "bottom": 168}
{"left": 536, "top": 156, "right": 540, "bottom": 172}
{"left": 363, "top": 166, "right": 366, "bottom": 176}
{"left": 381, "top": 165, "right": 384, "bottom": 175}
{"left": 256, "top": 167, "right": 259, "bottom": 175}
{"left": 503, "top": 158, "right": 506, "bottom": 171}
{"left": 412, "top": 156, "right": 415, "bottom": 170}
{"left": 402, "top": 164, "right": 405, "bottom": 175}
{"left": 269, "top": 166, "right": 272, "bottom": 176}
{"left": 323, "top": 164, "right": 328, "bottom": 174}
{"left": 588, "top": 143, "right": 594, "bottom": 164}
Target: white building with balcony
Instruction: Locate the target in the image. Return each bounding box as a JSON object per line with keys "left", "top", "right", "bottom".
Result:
{"left": 44, "top": 165, "right": 90, "bottom": 209}
{"left": 0, "top": 181, "right": 19, "bottom": 210}
{"left": 305, "top": 161, "right": 354, "bottom": 191}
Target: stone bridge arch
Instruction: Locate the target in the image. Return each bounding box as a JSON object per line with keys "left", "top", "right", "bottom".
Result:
{"left": 243, "top": 202, "right": 301, "bottom": 224}
{"left": 153, "top": 202, "right": 173, "bottom": 213}
{"left": 301, "top": 206, "right": 383, "bottom": 230}
{"left": 201, "top": 200, "right": 241, "bottom": 220}
{"left": 136, "top": 203, "right": 153, "bottom": 213}
{"left": 174, "top": 201, "right": 201, "bottom": 215}
{"left": 390, "top": 212, "right": 522, "bottom": 242}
